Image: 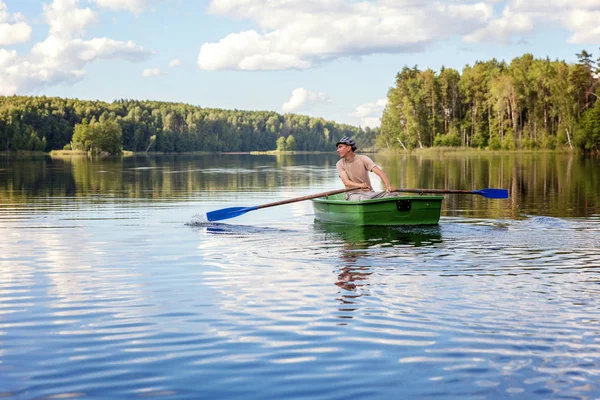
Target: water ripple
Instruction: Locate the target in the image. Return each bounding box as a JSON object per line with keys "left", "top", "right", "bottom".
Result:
{"left": 1, "top": 200, "right": 599, "bottom": 399}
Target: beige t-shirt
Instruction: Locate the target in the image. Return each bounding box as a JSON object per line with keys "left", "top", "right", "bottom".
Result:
{"left": 336, "top": 155, "right": 377, "bottom": 189}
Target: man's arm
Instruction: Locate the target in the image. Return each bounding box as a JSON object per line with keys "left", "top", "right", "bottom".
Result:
{"left": 339, "top": 171, "right": 369, "bottom": 190}
{"left": 371, "top": 166, "right": 395, "bottom": 192}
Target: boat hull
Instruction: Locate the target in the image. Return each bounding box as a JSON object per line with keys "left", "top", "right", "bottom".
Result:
{"left": 311, "top": 193, "right": 443, "bottom": 226}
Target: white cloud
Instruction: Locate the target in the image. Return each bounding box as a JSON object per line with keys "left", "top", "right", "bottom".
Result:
{"left": 564, "top": 10, "right": 600, "bottom": 43}
{"left": 0, "top": 49, "right": 86, "bottom": 95}
{"left": 0, "top": 36, "right": 150, "bottom": 94}
{"left": 43, "top": 0, "right": 98, "bottom": 39}
{"left": 282, "top": 87, "right": 331, "bottom": 114}
{"left": 0, "top": 21, "right": 31, "bottom": 46}
{"left": 0, "top": 0, "right": 32, "bottom": 45}
{"left": 0, "top": 1, "right": 25, "bottom": 23}
{"left": 464, "top": 6, "right": 534, "bottom": 44}
{"left": 168, "top": 58, "right": 180, "bottom": 67}
{"left": 360, "top": 117, "right": 382, "bottom": 129}
{"left": 351, "top": 98, "right": 387, "bottom": 118}
{"left": 198, "top": 30, "right": 312, "bottom": 70}
{"left": 466, "top": 0, "right": 600, "bottom": 44}
{"left": 142, "top": 67, "right": 162, "bottom": 77}
{"left": 350, "top": 98, "right": 387, "bottom": 128}
{"left": 0, "top": 0, "right": 152, "bottom": 95}
{"left": 92, "top": 0, "right": 163, "bottom": 14}
{"left": 0, "top": 48, "right": 16, "bottom": 65}
{"left": 0, "top": 49, "right": 20, "bottom": 94}
{"left": 199, "top": 0, "right": 493, "bottom": 71}
{"left": 31, "top": 36, "right": 150, "bottom": 66}
{"left": 199, "top": 0, "right": 600, "bottom": 70}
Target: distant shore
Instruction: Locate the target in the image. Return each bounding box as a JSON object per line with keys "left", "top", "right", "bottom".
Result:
{"left": 1, "top": 147, "right": 583, "bottom": 158}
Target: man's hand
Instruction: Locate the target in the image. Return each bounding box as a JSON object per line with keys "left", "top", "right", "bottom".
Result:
{"left": 386, "top": 185, "right": 396, "bottom": 192}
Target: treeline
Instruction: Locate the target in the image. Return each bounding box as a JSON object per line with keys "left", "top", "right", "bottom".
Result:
{"left": 380, "top": 51, "right": 600, "bottom": 153}
{"left": 0, "top": 96, "right": 377, "bottom": 154}
{"left": 3, "top": 50, "right": 600, "bottom": 155}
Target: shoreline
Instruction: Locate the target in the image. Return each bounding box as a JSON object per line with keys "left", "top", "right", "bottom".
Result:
{"left": 1, "top": 147, "right": 582, "bottom": 157}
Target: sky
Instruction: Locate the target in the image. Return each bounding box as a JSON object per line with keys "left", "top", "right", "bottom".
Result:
{"left": 1, "top": 0, "right": 599, "bottom": 128}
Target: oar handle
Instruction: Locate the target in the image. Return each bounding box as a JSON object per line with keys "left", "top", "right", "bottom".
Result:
{"left": 256, "top": 187, "right": 358, "bottom": 210}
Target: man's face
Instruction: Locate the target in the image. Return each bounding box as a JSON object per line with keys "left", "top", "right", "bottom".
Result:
{"left": 337, "top": 144, "right": 352, "bottom": 157}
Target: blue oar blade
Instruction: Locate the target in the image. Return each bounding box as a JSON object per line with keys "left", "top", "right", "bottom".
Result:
{"left": 475, "top": 188, "right": 509, "bottom": 199}
{"left": 206, "top": 206, "right": 258, "bottom": 222}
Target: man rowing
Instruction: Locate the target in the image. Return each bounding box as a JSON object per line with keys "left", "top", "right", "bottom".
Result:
{"left": 335, "top": 136, "right": 397, "bottom": 200}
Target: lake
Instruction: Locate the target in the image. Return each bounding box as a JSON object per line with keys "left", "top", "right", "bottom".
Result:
{"left": 0, "top": 152, "right": 599, "bottom": 399}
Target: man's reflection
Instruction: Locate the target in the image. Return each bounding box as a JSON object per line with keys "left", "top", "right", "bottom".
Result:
{"left": 336, "top": 265, "right": 372, "bottom": 291}
{"left": 317, "top": 224, "right": 442, "bottom": 322}
{"left": 334, "top": 246, "right": 372, "bottom": 320}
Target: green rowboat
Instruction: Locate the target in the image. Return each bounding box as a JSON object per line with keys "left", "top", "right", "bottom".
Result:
{"left": 311, "top": 193, "right": 444, "bottom": 226}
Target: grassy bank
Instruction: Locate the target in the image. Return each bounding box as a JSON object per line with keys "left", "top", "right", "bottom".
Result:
{"left": 379, "top": 146, "right": 579, "bottom": 156}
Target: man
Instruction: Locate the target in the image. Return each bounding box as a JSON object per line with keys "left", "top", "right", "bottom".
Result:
{"left": 335, "top": 136, "right": 397, "bottom": 200}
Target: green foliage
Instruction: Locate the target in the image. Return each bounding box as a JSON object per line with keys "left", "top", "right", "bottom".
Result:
{"left": 0, "top": 96, "right": 373, "bottom": 153}
{"left": 276, "top": 136, "right": 286, "bottom": 151}
{"left": 433, "top": 131, "right": 461, "bottom": 147}
{"left": 488, "top": 135, "right": 501, "bottom": 150}
{"left": 10, "top": 125, "right": 47, "bottom": 151}
{"left": 275, "top": 135, "right": 297, "bottom": 151}
{"left": 521, "top": 138, "right": 537, "bottom": 150}
{"left": 501, "top": 132, "right": 515, "bottom": 150}
{"left": 27, "top": 130, "right": 47, "bottom": 151}
{"left": 471, "top": 132, "right": 487, "bottom": 149}
{"left": 380, "top": 52, "right": 600, "bottom": 153}
{"left": 576, "top": 100, "right": 600, "bottom": 152}
{"left": 542, "top": 134, "right": 557, "bottom": 150}
{"left": 285, "top": 135, "right": 296, "bottom": 151}
{"left": 72, "top": 119, "right": 122, "bottom": 155}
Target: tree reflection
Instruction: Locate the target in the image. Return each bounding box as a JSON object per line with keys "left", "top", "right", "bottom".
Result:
{"left": 1, "top": 152, "right": 599, "bottom": 218}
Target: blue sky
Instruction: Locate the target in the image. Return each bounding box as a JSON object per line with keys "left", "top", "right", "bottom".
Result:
{"left": 1, "top": 0, "right": 599, "bottom": 128}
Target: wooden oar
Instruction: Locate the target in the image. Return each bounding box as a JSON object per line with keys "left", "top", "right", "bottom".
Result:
{"left": 206, "top": 187, "right": 358, "bottom": 222}
{"left": 394, "top": 187, "right": 509, "bottom": 199}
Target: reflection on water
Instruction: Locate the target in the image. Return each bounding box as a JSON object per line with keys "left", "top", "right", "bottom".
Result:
{"left": 313, "top": 224, "right": 444, "bottom": 322}
{"left": 1, "top": 152, "right": 599, "bottom": 218}
{"left": 1, "top": 153, "right": 600, "bottom": 399}
{"left": 314, "top": 223, "right": 443, "bottom": 250}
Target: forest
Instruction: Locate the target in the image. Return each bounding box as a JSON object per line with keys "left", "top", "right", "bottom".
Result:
{"left": 0, "top": 96, "right": 376, "bottom": 154}
{"left": 0, "top": 51, "right": 599, "bottom": 155}
{"left": 380, "top": 51, "right": 600, "bottom": 152}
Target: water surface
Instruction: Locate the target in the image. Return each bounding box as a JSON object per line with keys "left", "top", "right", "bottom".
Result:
{"left": 0, "top": 153, "right": 599, "bottom": 399}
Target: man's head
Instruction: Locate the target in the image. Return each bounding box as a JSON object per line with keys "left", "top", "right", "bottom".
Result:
{"left": 336, "top": 136, "right": 356, "bottom": 152}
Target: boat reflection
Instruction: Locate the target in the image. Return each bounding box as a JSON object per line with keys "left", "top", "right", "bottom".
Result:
{"left": 313, "top": 222, "right": 443, "bottom": 250}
